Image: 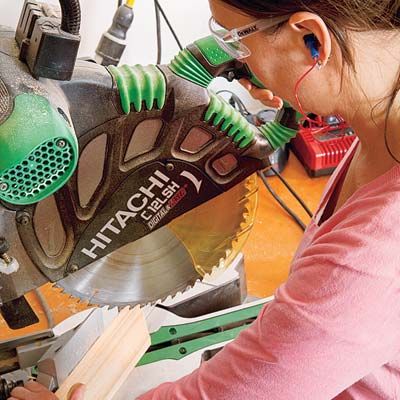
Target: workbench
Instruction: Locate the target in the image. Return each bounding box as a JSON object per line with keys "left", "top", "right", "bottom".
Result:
{"left": 0, "top": 152, "right": 328, "bottom": 340}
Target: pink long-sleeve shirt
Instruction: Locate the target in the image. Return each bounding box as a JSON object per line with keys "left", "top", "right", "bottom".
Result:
{"left": 139, "top": 139, "right": 400, "bottom": 399}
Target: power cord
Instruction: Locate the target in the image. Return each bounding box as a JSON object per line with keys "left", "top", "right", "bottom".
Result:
{"left": 154, "top": 0, "right": 162, "bottom": 64}
{"left": 257, "top": 171, "right": 307, "bottom": 231}
{"left": 34, "top": 288, "right": 55, "bottom": 328}
{"left": 269, "top": 166, "right": 313, "bottom": 218}
{"left": 154, "top": 0, "right": 183, "bottom": 51}
{"left": 216, "top": 90, "right": 250, "bottom": 116}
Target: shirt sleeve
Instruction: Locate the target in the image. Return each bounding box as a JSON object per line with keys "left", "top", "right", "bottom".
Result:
{"left": 138, "top": 199, "right": 400, "bottom": 400}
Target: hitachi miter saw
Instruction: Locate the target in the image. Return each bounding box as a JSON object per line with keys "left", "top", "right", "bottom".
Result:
{"left": 0, "top": 0, "right": 297, "bottom": 396}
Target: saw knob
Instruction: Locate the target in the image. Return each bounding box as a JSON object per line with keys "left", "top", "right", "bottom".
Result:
{"left": 0, "top": 237, "right": 19, "bottom": 274}
{"left": 0, "top": 379, "right": 24, "bottom": 400}
{"left": 0, "top": 237, "right": 11, "bottom": 263}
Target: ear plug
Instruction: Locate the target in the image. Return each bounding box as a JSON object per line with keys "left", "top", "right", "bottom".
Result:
{"left": 303, "top": 34, "right": 320, "bottom": 60}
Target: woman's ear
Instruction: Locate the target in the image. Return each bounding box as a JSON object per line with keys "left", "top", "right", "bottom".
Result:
{"left": 288, "top": 12, "right": 331, "bottom": 66}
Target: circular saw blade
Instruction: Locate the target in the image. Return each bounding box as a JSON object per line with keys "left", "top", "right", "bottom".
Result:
{"left": 56, "top": 226, "right": 198, "bottom": 307}
{"left": 57, "top": 176, "right": 258, "bottom": 307}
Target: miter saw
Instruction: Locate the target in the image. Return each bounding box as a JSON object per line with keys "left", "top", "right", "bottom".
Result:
{"left": 0, "top": 0, "right": 296, "bottom": 316}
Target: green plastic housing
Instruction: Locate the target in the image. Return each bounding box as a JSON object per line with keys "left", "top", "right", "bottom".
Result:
{"left": 259, "top": 121, "right": 297, "bottom": 150}
{"left": 109, "top": 64, "right": 167, "bottom": 114}
{"left": 194, "top": 36, "right": 266, "bottom": 89}
{"left": 169, "top": 48, "right": 214, "bottom": 88}
{"left": 165, "top": 36, "right": 301, "bottom": 152}
{"left": 194, "top": 36, "right": 234, "bottom": 66}
{"left": 204, "top": 92, "right": 255, "bottom": 148}
{"left": 0, "top": 94, "right": 78, "bottom": 205}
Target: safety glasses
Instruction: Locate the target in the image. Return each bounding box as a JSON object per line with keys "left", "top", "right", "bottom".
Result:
{"left": 209, "top": 15, "right": 291, "bottom": 59}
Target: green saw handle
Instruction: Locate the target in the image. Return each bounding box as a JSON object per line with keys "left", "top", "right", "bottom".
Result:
{"left": 168, "top": 35, "right": 297, "bottom": 154}
{"left": 169, "top": 35, "right": 266, "bottom": 89}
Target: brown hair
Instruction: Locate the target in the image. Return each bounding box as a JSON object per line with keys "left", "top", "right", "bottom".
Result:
{"left": 221, "top": 0, "right": 400, "bottom": 160}
{"left": 220, "top": 0, "right": 400, "bottom": 69}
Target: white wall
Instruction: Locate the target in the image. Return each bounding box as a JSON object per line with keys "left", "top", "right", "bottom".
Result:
{"left": 0, "top": 0, "right": 264, "bottom": 112}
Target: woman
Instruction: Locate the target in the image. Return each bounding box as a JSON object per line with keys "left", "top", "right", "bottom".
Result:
{"left": 10, "top": 0, "right": 400, "bottom": 399}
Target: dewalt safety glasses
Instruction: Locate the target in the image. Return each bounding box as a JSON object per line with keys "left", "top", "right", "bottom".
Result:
{"left": 209, "top": 15, "right": 291, "bottom": 59}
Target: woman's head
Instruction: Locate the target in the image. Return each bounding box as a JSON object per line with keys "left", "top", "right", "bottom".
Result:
{"left": 209, "top": 0, "right": 400, "bottom": 123}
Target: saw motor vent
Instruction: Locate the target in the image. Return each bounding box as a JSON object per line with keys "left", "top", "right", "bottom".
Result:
{"left": 0, "top": 79, "right": 11, "bottom": 124}
{"left": 0, "top": 138, "right": 74, "bottom": 205}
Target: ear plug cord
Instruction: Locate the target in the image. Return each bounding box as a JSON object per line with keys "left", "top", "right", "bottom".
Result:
{"left": 294, "top": 58, "right": 330, "bottom": 136}
{"left": 294, "top": 58, "right": 320, "bottom": 128}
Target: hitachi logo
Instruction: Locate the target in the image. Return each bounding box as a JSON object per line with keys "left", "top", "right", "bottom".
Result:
{"left": 81, "top": 170, "right": 179, "bottom": 260}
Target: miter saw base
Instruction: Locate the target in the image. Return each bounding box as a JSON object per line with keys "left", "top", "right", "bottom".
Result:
{"left": 0, "top": 254, "right": 247, "bottom": 398}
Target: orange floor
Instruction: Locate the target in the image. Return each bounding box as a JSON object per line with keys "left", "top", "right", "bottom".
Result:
{"left": 0, "top": 153, "right": 328, "bottom": 341}
{"left": 243, "top": 153, "right": 328, "bottom": 297}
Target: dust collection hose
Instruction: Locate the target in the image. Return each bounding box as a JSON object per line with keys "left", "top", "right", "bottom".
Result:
{"left": 59, "top": 0, "right": 81, "bottom": 35}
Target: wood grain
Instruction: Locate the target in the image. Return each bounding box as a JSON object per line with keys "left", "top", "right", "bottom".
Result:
{"left": 56, "top": 306, "right": 150, "bottom": 400}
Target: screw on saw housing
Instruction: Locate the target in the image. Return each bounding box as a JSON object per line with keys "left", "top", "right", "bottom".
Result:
{"left": 16, "top": 212, "right": 31, "bottom": 226}
{"left": 56, "top": 139, "right": 67, "bottom": 148}
{"left": 0, "top": 237, "right": 12, "bottom": 264}
{"left": 67, "top": 264, "right": 79, "bottom": 274}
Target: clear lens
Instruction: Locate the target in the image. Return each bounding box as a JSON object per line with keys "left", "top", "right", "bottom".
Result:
{"left": 209, "top": 17, "right": 251, "bottom": 59}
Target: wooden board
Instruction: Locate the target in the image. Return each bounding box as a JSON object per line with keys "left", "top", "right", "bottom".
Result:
{"left": 56, "top": 306, "right": 150, "bottom": 400}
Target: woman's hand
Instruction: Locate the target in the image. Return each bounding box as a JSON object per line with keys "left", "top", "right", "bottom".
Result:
{"left": 8, "top": 381, "right": 85, "bottom": 400}
{"left": 239, "top": 79, "right": 284, "bottom": 109}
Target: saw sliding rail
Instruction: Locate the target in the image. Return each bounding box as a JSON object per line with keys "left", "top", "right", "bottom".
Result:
{"left": 140, "top": 298, "right": 269, "bottom": 366}
{"left": 113, "top": 296, "right": 274, "bottom": 399}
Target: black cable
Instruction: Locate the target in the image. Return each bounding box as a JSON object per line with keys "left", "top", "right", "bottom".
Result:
{"left": 58, "top": 0, "right": 81, "bottom": 35}
{"left": 154, "top": 0, "right": 162, "bottom": 64}
{"left": 117, "top": 0, "right": 123, "bottom": 7}
{"left": 226, "top": 93, "right": 246, "bottom": 115}
{"left": 258, "top": 171, "right": 306, "bottom": 231}
{"left": 269, "top": 167, "right": 313, "bottom": 217}
{"left": 217, "top": 90, "right": 250, "bottom": 115}
{"left": 154, "top": 0, "right": 183, "bottom": 50}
